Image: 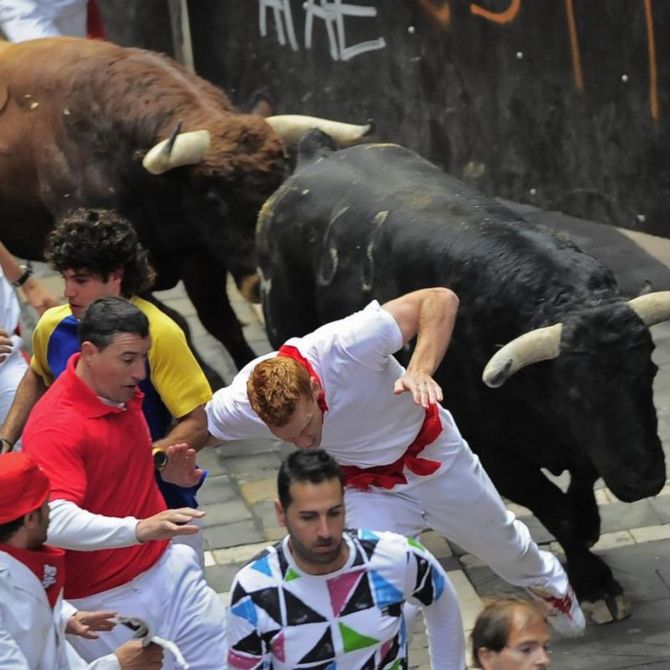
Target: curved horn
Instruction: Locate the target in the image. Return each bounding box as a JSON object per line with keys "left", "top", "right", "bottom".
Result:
{"left": 482, "top": 323, "right": 563, "bottom": 388}
{"left": 627, "top": 290, "right": 670, "bottom": 327}
{"left": 142, "top": 128, "right": 210, "bottom": 175}
{"left": 265, "top": 115, "right": 372, "bottom": 145}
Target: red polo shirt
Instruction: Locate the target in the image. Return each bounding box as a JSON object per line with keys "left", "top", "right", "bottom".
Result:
{"left": 23, "top": 354, "right": 168, "bottom": 599}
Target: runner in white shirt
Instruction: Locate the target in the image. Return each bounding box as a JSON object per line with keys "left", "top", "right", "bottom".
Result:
{"left": 206, "top": 288, "right": 585, "bottom": 642}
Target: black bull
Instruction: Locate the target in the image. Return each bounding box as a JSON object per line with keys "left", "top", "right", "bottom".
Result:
{"left": 257, "top": 133, "right": 668, "bottom": 620}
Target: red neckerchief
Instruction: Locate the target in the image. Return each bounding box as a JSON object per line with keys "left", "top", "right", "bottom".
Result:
{"left": 277, "top": 345, "right": 328, "bottom": 415}
{"left": 341, "top": 403, "right": 443, "bottom": 491}
{"left": 0, "top": 544, "right": 66, "bottom": 608}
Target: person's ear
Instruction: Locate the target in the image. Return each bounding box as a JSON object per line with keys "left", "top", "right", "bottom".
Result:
{"left": 477, "top": 647, "right": 496, "bottom": 668}
{"left": 275, "top": 500, "right": 287, "bottom": 527}
{"left": 108, "top": 269, "right": 124, "bottom": 293}
{"left": 80, "top": 340, "right": 98, "bottom": 360}
{"left": 23, "top": 508, "right": 40, "bottom": 529}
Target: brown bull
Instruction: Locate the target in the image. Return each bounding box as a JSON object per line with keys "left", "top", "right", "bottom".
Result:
{"left": 0, "top": 36, "right": 368, "bottom": 371}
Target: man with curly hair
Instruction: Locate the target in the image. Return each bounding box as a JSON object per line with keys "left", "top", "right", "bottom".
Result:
{"left": 0, "top": 209, "right": 212, "bottom": 558}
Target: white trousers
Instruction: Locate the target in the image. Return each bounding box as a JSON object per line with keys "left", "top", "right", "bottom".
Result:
{"left": 345, "top": 415, "right": 568, "bottom": 595}
{"left": 345, "top": 420, "right": 567, "bottom": 670}
{"left": 67, "top": 544, "right": 226, "bottom": 670}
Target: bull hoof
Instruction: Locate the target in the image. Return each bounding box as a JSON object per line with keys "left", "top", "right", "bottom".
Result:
{"left": 580, "top": 593, "right": 631, "bottom": 624}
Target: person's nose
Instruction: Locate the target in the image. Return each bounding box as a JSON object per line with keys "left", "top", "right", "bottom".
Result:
{"left": 317, "top": 516, "right": 331, "bottom": 539}
{"left": 535, "top": 648, "right": 551, "bottom": 667}
{"left": 132, "top": 360, "right": 147, "bottom": 382}
{"left": 63, "top": 281, "right": 76, "bottom": 298}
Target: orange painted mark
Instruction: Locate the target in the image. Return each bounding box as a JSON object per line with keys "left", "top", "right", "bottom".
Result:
{"left": 643, "top": 0, "right": 659, "bottom": 121}
{"left": 417, "top": 0, "right": 451, "bottom": 29}
{"left": 470, "top": 0, "right": 521, "bottom": 24}
{"left": 564, "top": 0, "right": 584, "bottom": 93}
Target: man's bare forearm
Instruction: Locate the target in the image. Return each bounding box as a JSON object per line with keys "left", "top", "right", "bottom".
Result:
{"left": 152, "top": 405, "right": 209, "bottom": 452}
{"left": 0, "top": 367, "right": 46, "bottom": 449}
{"left": 407, "top": 287, "right": 459, "bottom": 376}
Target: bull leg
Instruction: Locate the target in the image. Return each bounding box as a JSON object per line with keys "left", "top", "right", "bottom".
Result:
{"left": 178, "top": 253, "right": 257, "bottom": 370}
{"left": 567, "top": 475, "right": 600, "bottom": 548}
{"left": 141, "top": 293, "right": 225, "bottom": 390}
{"left": 480, "top": 453, "right": 629, "bottom": 623}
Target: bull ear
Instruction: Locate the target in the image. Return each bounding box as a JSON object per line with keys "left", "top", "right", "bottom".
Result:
{"left": 265, "top": 115, "right": 372, "bottom": 146}
{"left": 482, "top": 324, "right": 563, "bottom": 388}
{"left": 627, "top": 291, "right": 670, "bottom": 327}
{"left": 142, "top": 128, "right": 210, "bottom": 175}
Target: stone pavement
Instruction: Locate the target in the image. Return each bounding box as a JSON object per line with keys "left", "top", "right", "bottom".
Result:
{"left": 23, "top": 213, "right": 670, "bottom": 668}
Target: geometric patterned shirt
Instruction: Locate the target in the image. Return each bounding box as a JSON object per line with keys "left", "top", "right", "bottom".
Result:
{"left": 227, "top": 529, "right": 453, "bottom": 669}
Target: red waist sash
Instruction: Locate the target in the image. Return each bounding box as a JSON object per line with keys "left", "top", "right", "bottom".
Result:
{"left": 341, "top": 403, "right": 443, "bottom": 491}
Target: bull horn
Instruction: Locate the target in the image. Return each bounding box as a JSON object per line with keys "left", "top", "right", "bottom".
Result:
{"left": 142, "top": 128, "right": 211, "bottom": 175}
{"left": 482, "top": 323, "right": 563, "bottom": 388}
{"left": 265, "top": 115, "right": 372, "bottom": 145}
{"left": 627, "top": 290, "right": 670, "bottom": 327}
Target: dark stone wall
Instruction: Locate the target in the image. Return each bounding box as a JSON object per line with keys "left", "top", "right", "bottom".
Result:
{"left": 98, "top": 0, "right": 669, "bottom": 237}
{"left": 98, "top": 0, "right": 173, "bottom": 53}
{"left": 187, "top": 0, "right": 669, "bottom": 237}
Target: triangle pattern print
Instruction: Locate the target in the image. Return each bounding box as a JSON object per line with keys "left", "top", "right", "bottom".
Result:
{"left": 339, "top": 622, "right": 380, "bottom": 653}
{"left": 284, "top": 589, "right": 328, "bottom": 625}
{"left": 327, "top": 569, "right": 365, "bottom": 616}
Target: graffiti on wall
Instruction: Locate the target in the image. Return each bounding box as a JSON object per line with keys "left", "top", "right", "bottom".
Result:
{"left": 417, "top": 0, "right": 660, "bottom": 121}
{"left": 259, "top": 0, "right": 386, "bottom": 61}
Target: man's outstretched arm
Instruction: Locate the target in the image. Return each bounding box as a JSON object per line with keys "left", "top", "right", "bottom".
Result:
{"left": 382, "top": 287, "right": 459, "bottom": 407}
{"left": 0, "top": 368, "right": 47, "bottom": 451}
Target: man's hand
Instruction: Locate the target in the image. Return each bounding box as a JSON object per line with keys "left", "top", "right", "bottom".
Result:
{"left": 114, "top": 640, "right": 163, "bottom": 669}
{"left": 0, "top": 329, "right": 12, "bottom": 363}
{"left": 393, "top": 370, "right": 443, "bottom": 408}
{"left": 20, "top": 276, "right": 59, "bottom": 315}
{"left": 135, "top": 507, "right": 205, "bottom": 543}
{"left": 159, "top": 442, "right": 204, "bottom": 487}
{"left": 66, "top": 610, "right": 117, "bottom": 639}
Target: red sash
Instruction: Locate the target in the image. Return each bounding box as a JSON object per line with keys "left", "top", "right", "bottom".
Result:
{"left": 341, "top": 403, "right": 443, "bottom": 490}
{"left": 277, "top": 345, "right": 328, "bottom": 414}
{"left": 0, "top": 544, "right": 66, "bottom": 608}
{"left": 277, "top": 344, "right": 442, "bottom": 491}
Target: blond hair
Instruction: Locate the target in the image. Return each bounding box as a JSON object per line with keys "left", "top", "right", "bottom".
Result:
{"left": 247, "top": 357, "right": 313, "bottom": 427}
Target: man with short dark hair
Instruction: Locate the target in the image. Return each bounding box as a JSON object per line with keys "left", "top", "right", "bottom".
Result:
{"left": 227, "top": 449, "right": 462, "bottom": 669}
{"left": 22, "top": 297, "right": 226, "bottom": 668}
{"left": 0, "top": 208, "right": 212, "bottom": 556}
{"left": 0, "top": 451, "right": 164, "bottom": 669}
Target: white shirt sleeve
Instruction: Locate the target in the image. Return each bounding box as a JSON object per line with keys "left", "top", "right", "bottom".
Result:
{"left": 47, "top": 500, "right": 140, "bottom": 550}
{"left": 304, "top": 300, "right": 404, "bottom": 373}
{"left": 0, "top": 620, "right": 30, "bottom": 669}
{"left": 205, "top": 355, "right": 277, "bottom": 443}
{"left": 403, "top": 540, "right": 466, "bottom": 670}
{"left": 65, "top": 642, "right": 121, "bottom": 670}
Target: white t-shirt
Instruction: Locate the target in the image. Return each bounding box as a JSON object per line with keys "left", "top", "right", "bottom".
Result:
{"left": 206, "top": 301, "right": 450, "bottom": 468}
